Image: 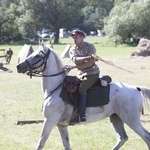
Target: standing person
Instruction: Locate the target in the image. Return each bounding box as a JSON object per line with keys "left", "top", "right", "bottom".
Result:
{"left": 130, "top": 37, "right": 134, "bottom": 46}
{"left": 114, "top": 38, "right": 118, "bottom": 47}
{"left": 136, "top": 36, "right": 141, "bottom": 45}
{"left": 69, "top": 29, "right": 100, "bottom": 123}
{"left": 6, "top": 48, "right": 13, "bottom": 64}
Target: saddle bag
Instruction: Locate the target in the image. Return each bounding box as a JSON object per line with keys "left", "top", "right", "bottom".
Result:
{"left": 63, "top": 76, "right": 80, "bottom": 93}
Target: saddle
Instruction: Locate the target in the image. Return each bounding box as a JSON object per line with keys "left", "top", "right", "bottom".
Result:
{"left": 60, "top": 75, "right": 112, "bottom": 107}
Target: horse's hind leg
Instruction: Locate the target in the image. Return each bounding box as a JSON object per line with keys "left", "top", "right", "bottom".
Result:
{"left": 109, "top": 114, "right": 128, "bottom": 150}
{"left": 58, "top": 125, "right": 72, "bottom": 150}
{"left": 125, "top": 116, "right": 150, "bottom": 149}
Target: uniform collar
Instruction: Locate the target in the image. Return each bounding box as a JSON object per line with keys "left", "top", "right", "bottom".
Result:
{"left": 77, "top": 42, "right": 84, "bottom": 49}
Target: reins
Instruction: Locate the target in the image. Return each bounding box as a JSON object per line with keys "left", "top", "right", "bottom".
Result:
{"left": 25, "top": 47, "right": 73, "bottom": 99}
{"left": 27, "top": 67, "right": 71, "bottom": 78}
{"left": 26, "top": 48, "right": 76, "bottom": 78}
{"left": 44, "top": 83, "right": 62, "bottom": 100}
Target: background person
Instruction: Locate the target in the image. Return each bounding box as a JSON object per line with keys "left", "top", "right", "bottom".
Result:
{"left": 114, "top": 38, "right": 118, "bottom": 47}
{"left": 6, "top": 48, "right": 13, "bottom": 64}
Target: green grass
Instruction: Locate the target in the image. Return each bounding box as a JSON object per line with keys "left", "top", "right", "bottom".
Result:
{"left": 0, "top": 36, "right": 150, "bottom": 150}
{"left": 50, "top": 36, "right": 135, "bottom": 57}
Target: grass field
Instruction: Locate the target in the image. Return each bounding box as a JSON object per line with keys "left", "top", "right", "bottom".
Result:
{"left": 0, "top": 36, "right": 150, "bottom": 150}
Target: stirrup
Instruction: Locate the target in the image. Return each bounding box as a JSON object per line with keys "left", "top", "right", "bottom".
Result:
{"left": 70, "top": 114, "right": 80, "bottom": 123}
{"left": 70, "top": 114, "right": 86, "bottom": 123}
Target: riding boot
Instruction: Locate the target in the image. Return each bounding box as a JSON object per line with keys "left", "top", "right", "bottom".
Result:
{"left": 70, "top": 93, "right": 87, "bottom": 123}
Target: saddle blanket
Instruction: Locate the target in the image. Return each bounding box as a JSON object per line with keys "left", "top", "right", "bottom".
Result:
{"left": 60, "top": 80, "right": 110, "bottom": 107}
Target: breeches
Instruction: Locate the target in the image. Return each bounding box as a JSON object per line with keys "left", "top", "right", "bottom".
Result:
{"left": 79, "top": 74, "right": 99, "bottom": 94}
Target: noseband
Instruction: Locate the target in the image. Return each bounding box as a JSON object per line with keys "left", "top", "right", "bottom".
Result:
{"left": 26, "top": 49, "right": 50, "bottom": 78}
{"left": 26, "top": 48, "right": 70, "bottom": 78}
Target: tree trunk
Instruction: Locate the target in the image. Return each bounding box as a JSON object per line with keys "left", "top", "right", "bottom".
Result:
{"left": 54, "top": 30, "right": 59, "bottom": 44}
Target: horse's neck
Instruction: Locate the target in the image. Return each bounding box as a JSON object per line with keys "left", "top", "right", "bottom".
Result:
{"left": 42, "top": 52, "right": 64, "bottom": 98}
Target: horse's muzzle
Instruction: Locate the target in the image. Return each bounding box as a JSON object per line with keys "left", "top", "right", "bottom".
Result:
{"left": 16, "top": 61, "right": 28, "bottom": 73}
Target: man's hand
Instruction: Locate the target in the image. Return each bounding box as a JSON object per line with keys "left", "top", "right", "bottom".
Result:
{"left": 91, "top": 54, "right": 99, "bottom": 61}
{"left": 63, "top": 65, "right": 76, "bottom": 70}
{"left": 83, "top": 56, "right": 94, "bottom": 62}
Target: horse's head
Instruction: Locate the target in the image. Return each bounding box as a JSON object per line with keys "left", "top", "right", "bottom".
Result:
{"left": 17, "top": 46, "right": 50, "bottom": 75}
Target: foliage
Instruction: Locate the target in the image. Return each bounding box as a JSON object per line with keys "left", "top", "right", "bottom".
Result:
{"left": 104, "top": 0, "right": 150, "bottom": 43}
{"left": 0, "top": 0, "right": 21, "bottom": 42}
{"left": 114, "top": 0, "right": 134, "bottom": 5}
{"left": 129, "top": 0, "right": 150, "bottom": 38}
{"left": 0, "top": 0, "right": 114, "bottom": 43}
{"left": 17, "top": 0, "right": 87, "bottom": 43}
{"left": 0, "top": 0, "right": 150, "bottom": 44}
{"left": 82, "top": 0, "right": 114, "bottom": 33}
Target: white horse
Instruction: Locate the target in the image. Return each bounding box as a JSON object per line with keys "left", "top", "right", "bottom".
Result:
{"left": 17, "top": 45, "right": 150, "bottom": 150}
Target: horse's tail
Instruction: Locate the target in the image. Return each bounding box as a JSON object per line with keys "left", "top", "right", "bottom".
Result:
{"left": 138, "top": 86, "right": 150, "bottom": 114}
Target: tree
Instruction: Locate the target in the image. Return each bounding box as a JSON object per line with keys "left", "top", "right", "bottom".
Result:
{"left": 104, "top": 1, "right": 132, "bottom": 42}
{"left": 0, "top": 0, "right": 21, "bottom": 42}
{"left": 18, "top": 0, "right": 87, "bottom": 44}
{"left": 82, "top": 0, "right": 114, "bottom": 33}
{"left": 129, "top": 0, "right": 150, "bottom": 38}
{"left": 104, "top": 0, "right": 150, "bottom": 43}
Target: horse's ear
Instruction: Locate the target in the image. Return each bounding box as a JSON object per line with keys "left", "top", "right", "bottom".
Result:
{"left": 42, "top": 40, "right": 46, "bottom": 50}
{"left": 39, "top": 39, "right": 46, "bottom": 50}
{"left": 39, "top": 39, "right": 42, "bottom": 46}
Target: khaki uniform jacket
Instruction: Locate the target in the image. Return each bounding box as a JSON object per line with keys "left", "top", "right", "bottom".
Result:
{"left": 69, "top": 42, "right": 100, "bottom": 80}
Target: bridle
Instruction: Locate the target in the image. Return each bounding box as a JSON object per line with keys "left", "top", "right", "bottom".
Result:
{"left": 25, "top": 47, "right": 72, "bottom": 100}
{"left": 26, "top": 48, "right": 71, "bottom": 78}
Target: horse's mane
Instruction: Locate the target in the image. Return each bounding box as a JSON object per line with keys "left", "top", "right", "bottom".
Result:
{"left": 46, "top": 45, "right": 64, "bottom": 69}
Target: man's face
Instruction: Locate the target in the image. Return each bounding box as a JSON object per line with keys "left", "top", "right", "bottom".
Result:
{"left": 72, "top": 34, "right": 84, "bottom": 46}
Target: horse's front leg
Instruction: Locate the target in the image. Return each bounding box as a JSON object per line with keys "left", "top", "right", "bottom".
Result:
{"left": 36, "top": 118, "right": 56, "bottom": 150}
{"left": 58, "top": 125, "right": 72, "bottom": 150}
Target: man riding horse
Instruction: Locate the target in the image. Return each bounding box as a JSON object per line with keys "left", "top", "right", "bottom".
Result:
{"left": 69, "top": 29, "right": 100, "bottom": 123}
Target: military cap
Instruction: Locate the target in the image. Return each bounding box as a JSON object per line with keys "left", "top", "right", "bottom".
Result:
{"left": 71, "top": 29, "right": 85, "bottom": 37}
